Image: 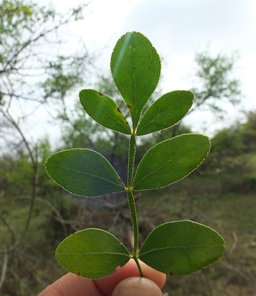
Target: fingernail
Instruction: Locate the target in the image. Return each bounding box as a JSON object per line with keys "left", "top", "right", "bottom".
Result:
{"left": 112, "top": 277, "right": 163, "bottom": 296}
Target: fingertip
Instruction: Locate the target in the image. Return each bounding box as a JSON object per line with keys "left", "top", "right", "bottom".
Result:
{"left": 140, "top": 260, "right": 166, "bottom": 288}
{"left": 112, "top": 277, "right": 163, "bottom": 296}
{"left": 95, "top": 259, "right": 166, "bottom": 295}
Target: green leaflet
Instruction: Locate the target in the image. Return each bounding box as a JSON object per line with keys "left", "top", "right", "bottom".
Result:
{"left": 45, "top": 149, "right": 124, "bottom": 197}
{"left": 140, "top": 220, "right": 225, "bottom": 275}
{"left": 80, "top": 89, "right": 131, "bottom": 135}
{"left": 111, "top": 32, "right": 161, "bottom": 127}
{"left": 134, "top": 134, "right": 210, "bottom": 191}
{"left": 136, "top": 91, "right": 193, "bottom": 135}
{"left": 56, "top": 228, "right": 130, "bottom": 279}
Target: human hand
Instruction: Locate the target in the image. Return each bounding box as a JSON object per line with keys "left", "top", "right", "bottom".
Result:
{"left": 39, "top": 259, "right": 166, "bottom": 296}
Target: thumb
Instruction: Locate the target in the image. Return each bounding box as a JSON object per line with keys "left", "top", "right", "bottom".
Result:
{"left": 111, "top": 277, "right": 163, "bottom": 296}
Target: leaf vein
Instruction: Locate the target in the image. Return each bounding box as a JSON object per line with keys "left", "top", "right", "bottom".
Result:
{"left": 59, "top": 251, "right": 129, "bottom": 257}
{"left": 56, "top": 165, "right": 123, "bottom": 188}
{"left": 94, "top": 103, "right": 128, "bottom": 130}
{"left": 135, "top": 149, "right": 192, "bottom": 187}
{"left": 141, "top": 244, "right": 223, "bottom": 256}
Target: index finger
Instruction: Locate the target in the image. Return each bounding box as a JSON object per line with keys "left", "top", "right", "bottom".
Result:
{"left": 39, "top": 273, "right": 103, "bottom": 296}
{"left": 39, "top": 259, "right": 166, "bottom": 296}
{"left": 95, "top": 259, "right": 166, "bottom": 295}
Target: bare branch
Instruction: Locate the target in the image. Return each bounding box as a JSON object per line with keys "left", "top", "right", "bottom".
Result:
{"left": 0, "top": 111, "right": 38, "bottom": 253}
{"left": 0, "top": 92, "right": 45, "bottom": 103}
{"left": 0, "top": 7, "right": 84, "bottom": 75}
{"left": 0, "top": 253, "right": 8, "bottom": 291}
{"left": 0, "top": 215, "right": 16, "bottom": 251}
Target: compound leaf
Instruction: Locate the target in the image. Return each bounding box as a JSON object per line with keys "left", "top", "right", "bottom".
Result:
{"left": 137, "top": 91, "right": 193, "bottom": 136}
{"left": 111, "top": 32, "right": 161, "bottom": 127}
{"left": 134, "top": 134, "right": 210, "bottom": 191}
{"left": 140, "top": 220, "right": 225, "bottom": 275}
{"left": 80, "top": 89, "right": 131, "bottom": 135}
{"left": 56, "top": 228, "right": 130, "bottom": 279}
{"left": 46, "top": 149, "right": 124, "bottom": 197}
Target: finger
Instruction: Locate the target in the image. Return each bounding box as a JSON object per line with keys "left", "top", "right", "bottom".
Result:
{"left": 95, "top": 259, "right": 166, "bottom": 295}
{"left": 39, "top": 273, "right": 102, "bottom": 296}
{"left": 112, "top": 277, "right": 163, "bottom": 296}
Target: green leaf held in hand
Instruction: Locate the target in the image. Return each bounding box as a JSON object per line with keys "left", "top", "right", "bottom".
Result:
{"left": 45, "top": 148, "right": 124, "bottom": 197}
{"left": 134, "top": 134, "right": 210, "bottom": 191}
{"left": 46, "top": 31, "right": 225, "bottom": 280}
{"left": 111, "top": 31, "right": 161, "bottom": 127}
{"left": 136, "top": 90, "right": 193, "bottom": 135}
{"left": 140, "top": 220, "right": 225, "bottom": 275}
{"left": 79, "top": 89, "right": 131, "bottom": 135}
{"left": 56, "top": 228, "right": 130, "bottom": 279}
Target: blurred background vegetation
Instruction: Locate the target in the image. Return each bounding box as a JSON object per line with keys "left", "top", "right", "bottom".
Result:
{"left": 0, "top": 1, "right": 255, "bottom": 295}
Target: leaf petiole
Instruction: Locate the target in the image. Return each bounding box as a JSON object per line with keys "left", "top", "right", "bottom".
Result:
{"left": 127, "top": 132, "right": 143, "bottom": 276}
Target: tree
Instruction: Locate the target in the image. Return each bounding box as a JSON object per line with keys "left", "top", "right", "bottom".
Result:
{"left": 207, "top": 111, "right": 256, "bottom": 193}
{"left": 167, "top": 51, "right": 241, "bottom": 137}
{"left": 0, "top": 0, "right": 91, "bottom": 293}
{"left": 191, "top": 51, "right": 240, "bottom": 114}
{"left": 212, "top": 111, "right": 256, "bottom": 157}
{"left": 239, "top": 112, "right": 256, "bottom": 152}
{"left": 0, "top": 0, "right": 90, "bottom": 150}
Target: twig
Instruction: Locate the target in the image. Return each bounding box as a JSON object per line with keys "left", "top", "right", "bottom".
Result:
{"left": 230, "top": 231, "right": 238, "bottom": 253}
{"left": 0, "top": 215, "right": 16, "bottom": 248}
{"left": 0, "top": 111, "right": 38, "bottom": 252}
{"left": 0, "top": 8, "right": 81, "bottom": 75}
{"left": 0, "top": 253, "right": 8, "bottom": 291}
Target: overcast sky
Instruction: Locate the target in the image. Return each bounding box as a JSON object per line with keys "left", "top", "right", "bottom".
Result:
{"left": 38, "top": 0, "right": 256, "bottom": 138}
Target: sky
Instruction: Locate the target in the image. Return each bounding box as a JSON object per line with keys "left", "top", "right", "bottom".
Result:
{"left": 29, "top": 0, "right": 256, "bottom": 141}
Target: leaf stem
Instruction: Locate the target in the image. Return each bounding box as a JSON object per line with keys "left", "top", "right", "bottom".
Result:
{"left": 127, "top": 132, "right": 143, "bottom": 276}
{"left": 127, "top": 133, "right": 136, "bottom": 187}
{"left": 134, "top": 255, "right": 144, "bottom": 276}
{"left": 127, "top": 191, "right": 139, "bottom": 256}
